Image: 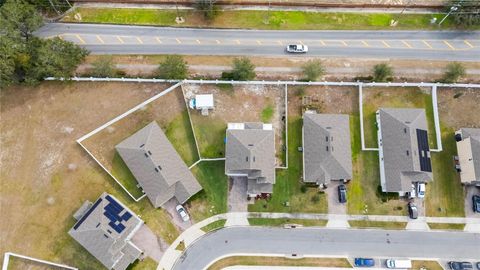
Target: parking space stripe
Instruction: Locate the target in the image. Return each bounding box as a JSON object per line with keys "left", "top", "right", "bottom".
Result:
{"left": 216, "top": 40, "right": 221, "bottom": 44}
{"left": 155, "top": 37, "right": 162, "bottom": 44}
{"left": 117, "top": 36, "right": 124, "bottom": 44}
{"left": 277, "top": 40, "right": 282, "bottom": 45}
{"left": 96, "top": 35, "right": 104, "bottom": 44}
{"left": 341, "top": 40, "right": 348, "bottom": 46}
{"left": 136, "top": 37, "right": 143, "bottom": 44}
{"left": 362, "top": 40, "right": 369, "bottom": 47}
{"left": 402, "top": 40, "right": 412, "bottom": 49}
{"left": 257, "top": 40, "right": 262, "bottom": 45}
{"left": 382, "top": 40, "right": 391, "bottom": 48}
{"left": 443, "top": 40, "right": 455, "bottom": 50}
{"left": 299, "top": 40, "right": 304, "bottom": 45}
{"left": 196, "top": 39, "right": 201, "bottom": 44}
{"left": 422, "top": 40, "right": 433, "bottom": 49}
{"left": 75, "top": 34, "right": 85, "bottom": 44}
{"left": 464, "top": 40, "right": 474, "bottom": 48}
{"left": 176, "top": 38, "right": 181, "bottom": 44}
{"left": 235, "top": 40, "right": 240, "bottom": 45}
{"left": 319, "top": 40, "right": 326, "bottom": 46}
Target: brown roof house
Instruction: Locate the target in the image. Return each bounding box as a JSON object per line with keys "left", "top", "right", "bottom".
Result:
{"left": 455, "top": 128, "right": 480, "bottom": 186}
{"left": 302, "top": 112, "right": 352, "bottom": 187}
{"left": 377, "top": 108, "right": 433, "bottom": 195}
{"left": 225, "top": 122, "right": 275, "bottom": 198}
{"left": 115, "top": 121, "right": 202, "bottom": 208}
{"left": 69, "top": 193, "right": 143, "bottom": 270}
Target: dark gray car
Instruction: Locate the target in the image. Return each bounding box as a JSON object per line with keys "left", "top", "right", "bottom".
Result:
{"left": 338, "top": 184, "right": 347, "bottom": 203}
{"left": 448, "top": 262, "right": 473, "bottom": 270}
{"left": 408, "top": 202, "right": 418, "bottom": 219}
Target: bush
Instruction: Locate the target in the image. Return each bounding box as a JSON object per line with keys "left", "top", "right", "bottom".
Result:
{"left": 441, "top": 62, "right": 465, "bottom": 83}
{"left": 195, "top": 0, "right": 219, "bottom": 21}
{"left": 230, "top": 57, "right": 256, "bottom": 81}
{"left": 301, "top": 59, "right": 325, "bottom": 81}
{"left": 158, "top": 55, "right": 188, "bottom": 79}
{"left": 91, "top": 55, "right": 116, "bottom": 77}
{"left": 311, "top": 194, "right": 320, "bottom": 203}
{"left": 300, "top": 185, "right": 307, "bottom": 193}
{"left": 372, "top": 63, "right": 393, "bottom": 82}
{"left": 448, "top": 0, "right": 480, "bottom": 27}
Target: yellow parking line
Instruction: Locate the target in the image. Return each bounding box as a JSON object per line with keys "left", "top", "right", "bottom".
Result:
{"left": 176, "top": 38, "right": 181, "bottom": 44}
{"left": 402, "top": 40, "right": 412, "bottom": 49}
{"left": 257, "top": 40, "right": 262, "bottom": 45}
{"left": 58, "top": 35, "right": 64, "bottom": 40}
{"left": 299, "top": 40, "right": 304, "bottom": 45}
{"left": 235, "top": 40, "right": 240, "bottom": 45}
{"left": 75, "top": 34, "right": 85, "bottom": 44}
{"left": 382, "top": 40, "right": 391, "bottom": 48}
{"left": 196, "top": 39, "right": 201, "bottom": 44}
{"left": 136, "top": 37, "right": 143, "bottom": 44}
{"left": 277, "top": 40, "right": 282, "bottom": 45}
{"left": 117, "top": 36, "right": 124, "bottom": 44}
{"left": 341, "top": 40, "right": 348, "bottom": 46}
{"left": 443, "top": 40, "right": 455, "bottom": 50}
{"left": 155, "top": 37, "right": 162, "bottom": 44}
{"left": 422, "top": 40, "right": 433, "bottom": 49}
{"left": 362, "top": 40, "right": 369, "bottom": 47}
{"left": 464, "top": 40, "right": 474, "bottom": 48}
{"left": 96, "top": 35, "right": 104, "bottom": 44}
{"left": 216, "top": 40, "right": 221, "bottom": 44}
{"left": 319, "top": 40, "right": 326, "bottom": 46}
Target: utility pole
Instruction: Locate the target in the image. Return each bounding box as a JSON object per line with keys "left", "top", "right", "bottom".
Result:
{"left": 390, "top": 0, "right": 413, "bottom": 26}
{"left": 439, "top": 0, "right": 463, "bottom": 25}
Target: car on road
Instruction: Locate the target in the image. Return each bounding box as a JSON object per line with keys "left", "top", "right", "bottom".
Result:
{"left": 476, "top": 262, "right": 480, "bottom": 270}
{"left": 417, "top": 183, "right": 426, "bottom": 198}
{"left": 354, "top": 258, "right": 375, "bottom": 267}
{"left": 286, "top": 44, "right": 308, "bottom": 53}
{"left": 448, "top": 262, "right": 473, "bottom": 270}
{"left": 176, "top": 204, "right": 190, "bottom": 222}
{"left": 408, "top": 202, "right": 418, "bottom": 219}
{"left": 473, "top": 195, "right": 480, "bottom": 213}
{"left": 338, "top": 184, "right": 347, "bottom": 203}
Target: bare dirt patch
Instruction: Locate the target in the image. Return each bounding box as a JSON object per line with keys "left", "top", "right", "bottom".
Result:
{"left": 437, "top": 87, "right": 480, "bottom": 130}
{"left": 0, "top": 82, "right": 179, "bottom": 269}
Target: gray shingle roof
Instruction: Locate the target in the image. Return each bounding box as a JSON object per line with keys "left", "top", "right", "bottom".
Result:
{"left": 457, "top": 128, "right": 480, "bottom": 184}
{"left": 303, "top": 112, "right": 353, "bottom": 185}
{"left": 225, "top": 123, "right": 275, "bottom": 195}
{"left": 378, "top": 108, "right": 433, "bottom": 193}
{"left": 115, "top": 121, "right": 202, "bottom": 207}
{"left": 68, "top": 193, "right": 143, "bottom": 270}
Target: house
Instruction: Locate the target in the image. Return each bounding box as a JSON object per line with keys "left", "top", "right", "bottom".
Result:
{"left": 189, "top": 94, "right": 214, "bottom": 116}
{"left": 302, "top": 112, "right": 352, "bottom": 186}
{"left": 115, "top": 121, "right": 202, "bottom": 208}
{"left": 225, "top": 122, "right": 275, "bottom": 198}
{"left": 69, "top": 193, "right": 143, "bottom": 270}
{"left": 377, "top": 108, "right": 433, "bottom": 195}
{"left": 455, "top": 128, "right": 480, "bottom": 186}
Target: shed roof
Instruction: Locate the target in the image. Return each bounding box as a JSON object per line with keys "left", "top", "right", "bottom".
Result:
{"left": 195, "top": 94, "right": 214, "bottom": 108}
{"left": 457, "top": 128, "right": 480, "bottom": 184}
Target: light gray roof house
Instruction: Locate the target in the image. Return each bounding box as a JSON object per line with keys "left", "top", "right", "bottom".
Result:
{"left": 225, "top": 122, "right": 275, "bottom": 196}
{"left": 377, "top": 108, "right": 433, "bottom": 194}
{"left": 302, "top": 112, "right": 352, "bottom": 185}
{"left": 69, "top": 193, "right": 143, "bottom": 270}
{"left": 115, "top": 121, "right": 202, "bottom": 208}
{"left": 456, "top": 128, "right": 480, "bottom": 185}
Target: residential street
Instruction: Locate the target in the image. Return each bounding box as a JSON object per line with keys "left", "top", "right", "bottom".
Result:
{"left": 172, "top": 226, "right": 480, "bottom": 270}
{"left": 35, "top": 23, "right": 480, "bottom": 61}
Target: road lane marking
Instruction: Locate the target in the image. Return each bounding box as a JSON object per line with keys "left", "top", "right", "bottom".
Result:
{"left": 443, "top": 40, "right": 455, "bottom": 50}
{"left": 319, "top": 40, "right": 326, "bottom": 46}
{"left": 362, "top": 40, "right": 369, "bottom": 47}
{"left": 257, "top": 40, "right": 262, "bottom": 45}
{"left": 117, "top": 36, "right": 124, "bottom": 44}
{"left": 216, "top": 40, "right": 220, "bottom": 44}
{"left": 381, "top": 40, "right": 391, "bottom": 48}
{"left": 341, "top": 40, "right": 348, "bottom": 46}
{"left": 422, "top": 40, "right": 433, "bottom": 49}
{"left": 196, "top": 39, "right": 201, "bottom": 44}
{"left": 464, "top": 40, "right": 474, "bottom": 48}
{"left": 277, "top": 40, "right": 282, "bottom": 45}
{"left": 75, "top": 34, "right": 85, "bottom": 44}
{"left": 299, "top": 40, "right": 304, "bottom": 45}
{"left": 155, "top": 37, "right": 162, "bottom": 44}
{"left": 96, "top": 35, "right": 104, "bottom": 44}
{"left": 402, "top": 40, "right": 412, "bottom": 48}
{"left": 176, "top": 38, "right": 181, "bottom": 44}
{"left": 136, "top": 37, "right": 143, "bottom": 44}
{"left": 235, "top": 40, "right": 240, "bottom": 44}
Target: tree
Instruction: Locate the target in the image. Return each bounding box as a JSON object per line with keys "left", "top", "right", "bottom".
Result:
{"left": 195, "top": 0, "right": 219, "bottom": 21}
{"left": 158, "top": 55, "right": 188, "bottom": 79}
{"left": 448, "top": 0, "right": 480, "bottom": 27}
{"left": 0, "top": 0, "right": 43, "bottom": 41}
{"left": 0, "top": 36, "right": 17, "bottom": 88}
{"left": 441, "top": 62, "right": 466, "bottom": 83}
{"left": 301, "top": 60, "right": 325, "bottom": 81}
{"left": 231, "top": 57, "right": 256, "bottom": 81}
{"left": 372, "top": 63, "right": 393, "bottom": 82}
{"left": 91, "top": 55, "right": 116, "bottom": 77}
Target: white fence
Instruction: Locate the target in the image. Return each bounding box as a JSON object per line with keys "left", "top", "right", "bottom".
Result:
{"left": 2, "top": 252, "right": 78, "bottom": 270}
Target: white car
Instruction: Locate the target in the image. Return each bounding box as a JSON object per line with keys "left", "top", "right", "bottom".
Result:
{"left": 286, "top": 44, "right": 308, "bottom": 53}
{"left": 176, "top": 204, "right": 190, "bottom": 222}
{"left": 417, "top": 183, "right": 426, "bottom": 198}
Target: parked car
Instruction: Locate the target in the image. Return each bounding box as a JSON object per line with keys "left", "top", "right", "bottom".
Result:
{"left": 354, "top": 258, "right": 375, "bottom": 267}
{"left": 176, "top": 204, "right": 190, "bottom": 222}
{"left": 408, "top": 202, "right": 418, "bottom": 219}
{"left": 473, "top": 195, "right": 480, "bottom": 213}
{"left": 286, "top": 44, "right": 308, "bottom": 53}
{"left": 475, "top": 262, "right": 480, "bottom": 270}
{"left": 417, "top": 183, "right": 426, "bottom": 198}
{"left": 448, "top": 262, "right": 473, "bottom": 270}
{"left": 386, "top": 259, "right": 412, "bottom": 269}
{"left": 338, "top": 184, "right": 347, "bottom": 203}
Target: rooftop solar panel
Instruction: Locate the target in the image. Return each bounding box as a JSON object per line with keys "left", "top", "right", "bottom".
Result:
{"left": 416, "top": 129, "right": 432, "bottom": 172}
{"left": 103, "top": 195, "right": 132, "bottom": 234}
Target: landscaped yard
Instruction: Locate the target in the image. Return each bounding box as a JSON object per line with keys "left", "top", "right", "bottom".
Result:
{"left": 201, "top": 219, "right": 227, "bottom": 233}
{"left": 348, "top": 220, "right": 407, "bottom": 229}
{"left": 248, "top": 218, "right": 327, "bottom": 227}
{"left": 208, "top": 256, "right": 351, "bottom": 270}
{"left": 64, "top": 8, "right": 461, "bottom": 30}
{"left": 428, "top": 223, "right": 465, "bottom": 230}
{"left": 188, "top": 161, "right": 228, "bottom": 222}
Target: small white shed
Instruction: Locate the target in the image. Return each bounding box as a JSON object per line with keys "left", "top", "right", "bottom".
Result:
{"left": 190, "top": 94, "right": 214, "bottom": 115}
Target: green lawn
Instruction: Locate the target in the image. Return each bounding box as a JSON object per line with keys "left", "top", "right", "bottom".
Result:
{"left": 248, "top": 218, "right": 327, "bottom": 227}
{"left": 261, "top": 103, "right": 274, "bottom": 122}
{"left": 201, "top": 219, "right": 227, "bottom": 232}
{"left": 412, "top": 261, "right": 444, "bottom": 270}
{"left": 348, "top": 220, "right": 407, "bottom": 229}
{"left": 188, "top": 161, "right": 228, "bottom": 222}
{"left": 208, "top": 256, "right": 352, "bottom": 270}
{"left": 248, "top": 117, "right": 328, "bottom": 213}
{"left": 64, "top": 8, "right": 466, "bottom": 30}
{"left": 111, "top": 152, "right": 144, "bottom": 198}
{"left": 164, "top": 110, "right": 199, "bottom": 166}
{"left": 428, "top": 223, "right": 465, "bottom": 230}
{"left": 128, "top": 258, "right": 158, "bottom": 270}
{"left": 426, "top": 127, "right": 465, "bottom": 217}
{"left": 191, "top": 114, "right": 226, "bottom": 158}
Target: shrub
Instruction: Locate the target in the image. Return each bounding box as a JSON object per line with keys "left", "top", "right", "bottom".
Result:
{"left": 441, "top": 62, "right": 465, "bottom": 83}
{"left": 372, "top": 63, "right": 393, "bottom": 82}
{"left": 91, "top": 55, "right": 116, "bottom": 77}
{"left": 300, "top": 185, "right": 307, "bottom": 193}
{"left": 230, "top": 57, "right": 256, "bottom": 81}
{"left": 311, "top": 194, "right": 320, "bottom": 203}
{"left": 158, "top": 55, "right": 188, "bottom": 79}
{"left": 301, "top": 59, "right": 325, "bottom": 81}
{"left": 195, "top": 0, "right": 219, "bottom": 21}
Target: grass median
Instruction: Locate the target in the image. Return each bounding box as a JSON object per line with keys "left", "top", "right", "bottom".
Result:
{"left": 63, "top": 8, "right": 466, "bottom": 30}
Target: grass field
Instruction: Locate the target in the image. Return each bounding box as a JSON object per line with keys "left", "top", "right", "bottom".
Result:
{"left": 190, "top": 114, "right": 226, "bottom": 158}
{"left": 428, "top": 223, "right": 465, "bottom": 230}
{"left": 348, "top": 220, "right": 407, "bottom": 229}
{"left": 248, "top": 117, "right": 328, "bottom": 213}
{"left": 201, "top": 219, "right": 227, "bottom": 232}
{"left": 261, "top": 103, "right": 275, "bottom": 122}
{"left": 64, "top": 8, "right": 463, "bottom": 30}
{"left": 208, "top": 256, "right": 352, "bottom": 270}
{"left": 188, "top": 161, "right": 228, "bottom": 222}
{"left": 248, "top": 218, "right": 327, "bottom": 227}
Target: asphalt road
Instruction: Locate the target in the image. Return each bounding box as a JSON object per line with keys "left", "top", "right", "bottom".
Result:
{"left": 36, "top": 23, "right": 480, "bottom": 61}
{"left": 172, "top": 227, "right": 480, "bottom": 270}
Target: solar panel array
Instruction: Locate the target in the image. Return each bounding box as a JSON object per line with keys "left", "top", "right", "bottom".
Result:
{"left": 416, "top": 129, "right": 432, "bottom": 172}
{"left": 103, "top": 195, "right": 133, "bottom": 234}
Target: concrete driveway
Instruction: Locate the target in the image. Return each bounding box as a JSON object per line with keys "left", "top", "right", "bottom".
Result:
{"left": 326, "top": 182, "right": 346, "bottom": 215}
{"left": 163, "top": 198, "right": 192, "bottom": 231}
{"left": 465, "top": 185, "right": 480, "bottom": 217}
{"left": 228, "top": 177, "right": 249, "bottom": 212}
{"left": 131, "top": 224, "right": 167, "bottom": 262}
